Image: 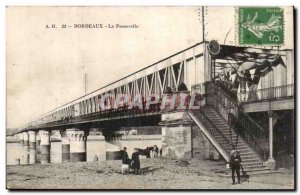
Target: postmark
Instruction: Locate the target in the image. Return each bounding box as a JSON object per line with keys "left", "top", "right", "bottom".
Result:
{"left": 238, "top": 7, "right": 284, "bottom": 45}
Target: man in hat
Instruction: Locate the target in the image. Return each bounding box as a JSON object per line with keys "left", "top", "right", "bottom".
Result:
{"left": 230, "top": 150, "right": 242, "bottom": 184}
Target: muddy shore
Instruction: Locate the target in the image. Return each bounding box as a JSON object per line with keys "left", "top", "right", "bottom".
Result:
{"left": 6, "top": 158, "right": 294, "bottom": 190}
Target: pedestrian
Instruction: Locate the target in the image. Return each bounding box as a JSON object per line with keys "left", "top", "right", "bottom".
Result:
{"left": 121, "top": 147, "right": 131, "bottom": 166}
{"left": 93, "top": 155, "right": 99, "bottom": 162}
{"left": 131, "top": 148, "right": 140, "bottom": 175}
{"left": 230, "top": 150, "right": 242, "bottom": 185}
{"left": 230, "top": 144, "right": 236, "bottom": 156}
{"left": 121, "top": 147, "right": 131, "bottom": 175}
{"left": 159, "top": 147, "right": 162, "bottom": 157}
{"left": 153, "top": 145, "right": 159, "bottom": 158}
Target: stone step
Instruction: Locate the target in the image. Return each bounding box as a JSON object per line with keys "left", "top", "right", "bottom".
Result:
{"left": 241, "top": 157, "right": 261, "bottom": 161}
{"left": 208, "top": 121, "right": 225, "bottom": 123}
{"left": 222, "top": 131, "right": 237, "bottom": 134}
{"left": 240, "top": 154, "right": 260, "bottom": 159}
{"left": 242, "top": 162, "right": 263, "bottom": 166}
{"left": 236, "top": 142, "right": 248, "bottom": 145}
{"left": 203, "top": 111, "right": 218, "bottom": 114}
{"left": 205, "top": 117, "right": 223, "bottom": 120}
{"left": 243, "top": 167, "right": 270, "bottom": 172}
{"left": 196, "top": 109, "right": 265, "bottom": 173}
{"left": 204, "top": 115, "right": 221, "bottom": 118}
{"left": 241, "top": 154, "right": 259, "bottom": 160}
{"left": 243, "top": 165, "right": 266, "bottom": 170}
{"left": 239, "top": 152, "right": 257, "bottom": 157}
{"left": 216, "top": 128, "right": 231, "bottom": 131}
{"left": 236, "top": 145, "right": 251, "bottom": 149}
{"left": 239, "top": 151, "right": 256, "bottom": 155}
{"left": 215, "top": 126, "right": 230, "bottom": 128}
{"left": 216, "top": 125, "right": 228, "bottom": 128}
{"left": 205, "top": 118, "right": 222, "bottom": 121}
{"left": 247, "top": 170, "right": 282, "bottom": 175}
{"left": 237, "top": 149, "right": 254, "bottom": 153}
{"left": 207, "top": 119, "right": 224, "bottom": 122}
{"left": 242, "top": 161, "right": 262, "bottom": 165}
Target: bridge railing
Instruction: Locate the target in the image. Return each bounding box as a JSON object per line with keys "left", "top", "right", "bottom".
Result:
{"left": 85, "top": 102, "right": 162, "bottom": 120}
{"left": 237, "top": 84, "right": 294, "bottom": 103}
{"left": 28, "top": 103, "right": 162, "bottom": 130}
{"left": 23, "top": 90, "right": 198, "bottom": 130}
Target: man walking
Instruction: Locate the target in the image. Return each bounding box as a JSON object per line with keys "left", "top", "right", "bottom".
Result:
{"left": 230, "top": 150, "right": 242, "bottom": 184}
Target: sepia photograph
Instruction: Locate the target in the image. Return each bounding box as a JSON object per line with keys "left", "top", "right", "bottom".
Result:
{"left": 6, "top": 6, "right": 295, "bottom": 190}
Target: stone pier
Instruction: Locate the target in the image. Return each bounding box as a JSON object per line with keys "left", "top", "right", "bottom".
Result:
{"left": 22, "top": 132, "right": 29, "bottom": 165}
{"left": 87, "top": 129, "right": 106, "bottom": 161}
{"left": 39, "top": 130, "right": 50, "bottom": 164}
{"left": 18, "top": 133, "right": 24, "bottom": 145}
{"left": 23, "top": 131, "right": 29, "bottom": 147}
{"left": 36, "top": 133, "right": 41, "bottom": 163}
{"left": 28, "top": 131, "right": 36, "bottom": 164}
{"left": 67, "top": 128, "right": 87, "bottom": 162}
{"left": 61, "top": 130, "right": 70, "bottom": 162}
{"left": 160, "top": 111, "right": 193, "bottom": 159}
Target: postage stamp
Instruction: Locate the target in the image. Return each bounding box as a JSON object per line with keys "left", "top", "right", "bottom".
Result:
{"left": 238, "top": 7, "right": 284, "bottom": 45}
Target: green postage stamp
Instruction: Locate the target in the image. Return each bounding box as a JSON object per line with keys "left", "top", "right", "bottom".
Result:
{"left": 238, "top": 7, "right": 284, "bottom": 45}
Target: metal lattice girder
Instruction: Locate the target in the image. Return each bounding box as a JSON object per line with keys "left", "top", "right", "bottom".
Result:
{"left": 25, "top": 42, "right": 209, "bottom": 129}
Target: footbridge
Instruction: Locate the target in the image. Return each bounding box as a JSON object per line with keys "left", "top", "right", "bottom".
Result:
{"left": 14, "top": 41, "right": 294, "bottom": 174}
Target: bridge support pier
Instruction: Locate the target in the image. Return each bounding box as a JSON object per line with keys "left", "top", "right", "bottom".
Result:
{"left": 160, "top": 111, "right": 193, "bottom": 160}
{"left": 18, "top": 133, "right": 24, "bottom": 145}
{"left": 87, "top": 129, "right": 106, "bottom": 161}
{"left": 39, "top": 130, "right": 50, "bottom": 164}
{"left": 23, "top": 131, "right": 29, "bottom": 147}
{"left": 61, "top": 130, "right": 70, "bottom": 162}
{"left": 28, "top": 131, "right": 36, "bottom": 164}
{"left": 67, "top": 128, "right": 87, "bottom": 162}
{"left": 22, "top": 132, "right": 29, "bottom": 165}
{"left": 36, "top": 133, "right": 41, "bottom": 163}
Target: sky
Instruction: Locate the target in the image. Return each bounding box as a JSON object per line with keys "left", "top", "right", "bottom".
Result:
{"left": 6, "top": 6, "right": 293, "bottom": 128}
{"left": 6, "top": 7, "right": 203, "bottom": 128}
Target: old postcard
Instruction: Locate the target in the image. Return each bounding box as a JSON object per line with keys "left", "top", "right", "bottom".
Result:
{"left": 6, "top": 6, "right": 295, "bottom": 190}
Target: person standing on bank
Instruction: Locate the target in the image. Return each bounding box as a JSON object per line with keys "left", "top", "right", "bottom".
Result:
{"left": 131, "top": 148, "right": 140, "bottom": 175}
{"left": 230, "top": 150, "right": 242, "bottom": 185}
{"left": 153, "top": 145, "right": 159, "bottom": 158}
{"left": 121, "top": 147, "right": 131, "bottom": 166}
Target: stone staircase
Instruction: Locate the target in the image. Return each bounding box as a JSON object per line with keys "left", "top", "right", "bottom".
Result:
{"left": 192, "top": 107, "right": 279, "bottom": 175}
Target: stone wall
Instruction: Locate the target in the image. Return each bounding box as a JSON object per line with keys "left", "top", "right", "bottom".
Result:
{"left": 160, "top": 111, "right": 221, "bottom": 161}
{"left": 162, "top": 125, "right": 192, "bottom": 159}
{"left": 192, "top": 126, "right": 220, "bottom": 160}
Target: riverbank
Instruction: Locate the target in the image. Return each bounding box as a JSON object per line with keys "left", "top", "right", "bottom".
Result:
{"left": 6, "top": 158, "right": 294, "bottom": 190}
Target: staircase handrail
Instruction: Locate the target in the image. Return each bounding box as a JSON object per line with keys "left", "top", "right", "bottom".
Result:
{"left": 207, "top": 81, "right": 267, "bottom": 161}
{"left": 208, "top": 81, "right": 239, "bottom": 108}
{"left": 209, "top": 82, "right": 265, "bottom": 137}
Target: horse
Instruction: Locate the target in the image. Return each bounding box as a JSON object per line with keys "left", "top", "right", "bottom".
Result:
{"left": 137, "top": 147, "right": 154, "bottom": 158}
